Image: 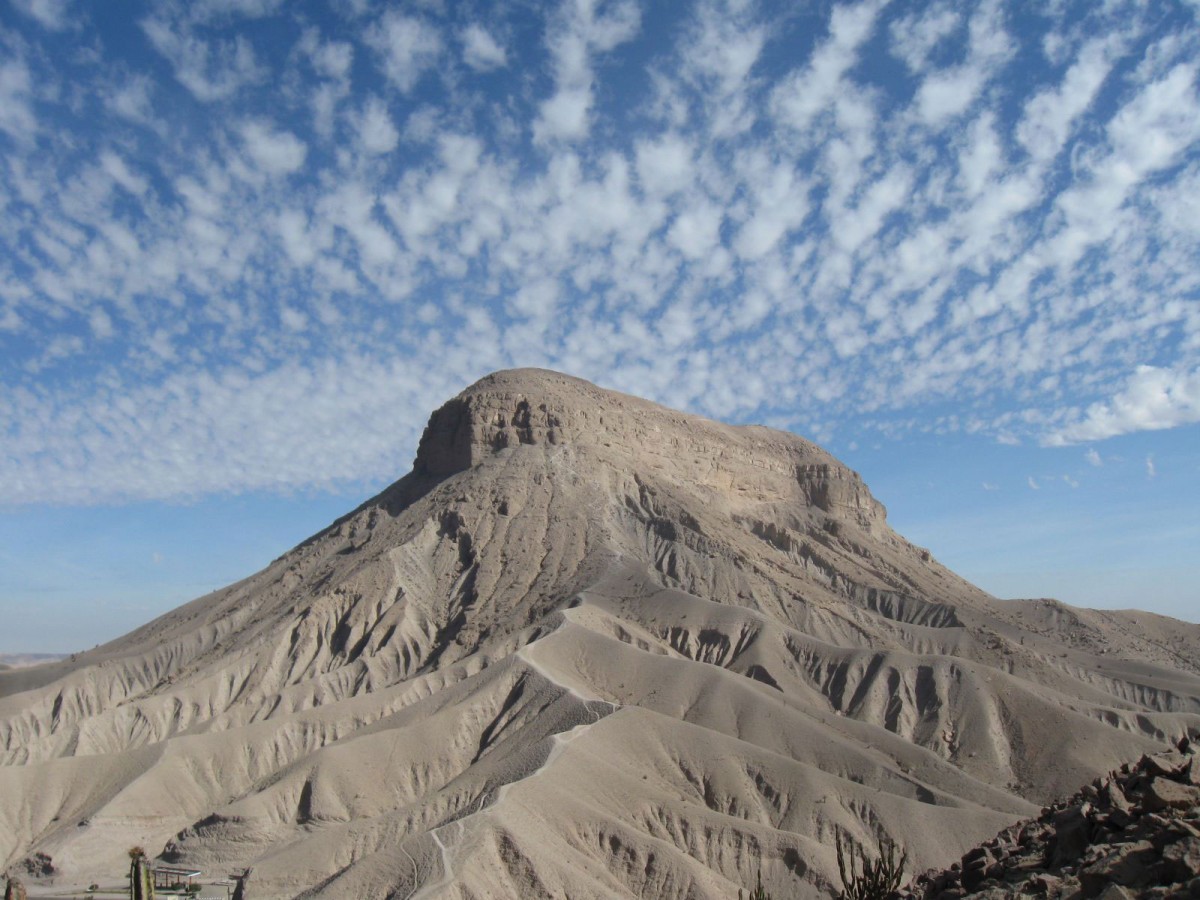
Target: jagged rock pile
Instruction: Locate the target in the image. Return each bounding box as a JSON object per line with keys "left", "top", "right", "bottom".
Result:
{"left": 912, "top": 737, "right": 1200, "bottom": 899}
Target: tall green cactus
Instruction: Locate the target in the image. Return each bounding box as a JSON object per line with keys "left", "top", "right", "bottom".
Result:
{"left": 128, "top": 852, "right": 155, "bottom": 900}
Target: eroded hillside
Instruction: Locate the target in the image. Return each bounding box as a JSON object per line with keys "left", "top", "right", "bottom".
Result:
{"left": 3, "top": 369, "right": 1199, "bottom": 898}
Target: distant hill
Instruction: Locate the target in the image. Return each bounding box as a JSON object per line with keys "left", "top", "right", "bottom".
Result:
{"left": 0, "top": 654, "right": 67, "bottom": 670}
{"left": 2, "top": 369, "right": 1199, "bottom": 898}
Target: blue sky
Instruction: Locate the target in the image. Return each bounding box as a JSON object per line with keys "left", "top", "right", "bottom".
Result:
{"left": 1, "top": 0, "right": 1198, "bottom": 652}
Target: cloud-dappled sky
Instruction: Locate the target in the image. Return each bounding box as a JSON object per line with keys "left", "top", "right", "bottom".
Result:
{"left": 1, "top": 0, "right": 1198, "bottom": 650}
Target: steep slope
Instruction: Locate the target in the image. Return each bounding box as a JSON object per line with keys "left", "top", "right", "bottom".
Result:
{"left": 2, "top": 368, "right": 1199, "bottom": 898}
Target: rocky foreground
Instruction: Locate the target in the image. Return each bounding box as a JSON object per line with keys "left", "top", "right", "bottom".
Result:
{"left": 910, "top": 737, "right": 1200, "bottom": 899}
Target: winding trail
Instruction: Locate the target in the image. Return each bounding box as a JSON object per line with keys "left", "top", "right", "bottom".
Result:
{"left": 487, "top": 631, "right": 622, "bottom": 821}
{"left": 411, "top": 825, "right": 456, "bottom": 900}
{"left": 404, "top": 627, "right": 622, "bottom": 897}
{"left": 515, "top": 618, "right": 621, "bottom": 711}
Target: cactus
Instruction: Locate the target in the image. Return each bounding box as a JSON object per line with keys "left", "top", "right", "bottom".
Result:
{"left": 738, "top": 868, "right": 772, "bottom": 899}
{"left": 836, "top": 832, "right": 906, "bottom": 900}
{"left": 232, "top": 867, "right": 252, "bottom": 900}
{"left": 129, "top": 852, "right": 155, "bottom": 900}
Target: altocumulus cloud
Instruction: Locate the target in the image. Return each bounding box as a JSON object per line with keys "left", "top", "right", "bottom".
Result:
{"left": 1047, "top": 366, "right": 1200, "bottom": 445}
{"left": 1, "top": 0, "right": 1199, "bottom": 505}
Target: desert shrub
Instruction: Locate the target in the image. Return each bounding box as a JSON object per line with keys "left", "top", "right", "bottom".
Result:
{"left": 836, "top": 832, "right": 907, "bottom": 900}
{"left": 738, "top": 868, "right": 771, "bottom": 899}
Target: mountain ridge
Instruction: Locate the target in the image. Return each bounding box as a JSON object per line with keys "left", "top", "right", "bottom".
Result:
{"left": 2, "top": 369, "right": 1199, "bottom": 898}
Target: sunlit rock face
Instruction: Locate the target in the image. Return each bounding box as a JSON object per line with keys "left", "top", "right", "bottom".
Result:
{"left": 2, "top": 369, "right": 1199, "bottom": 898}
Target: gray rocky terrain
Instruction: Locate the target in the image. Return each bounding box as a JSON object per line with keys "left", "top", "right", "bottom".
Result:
{"left": 2, "top": 369, "right": 1198, "bottom": 898}
{"left": 910, "top": 738, "right": 1200, "bottom": 898}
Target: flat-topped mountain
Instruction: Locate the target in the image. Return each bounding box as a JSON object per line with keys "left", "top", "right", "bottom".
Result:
{"left": 2, "top": 369, "right": 1199, "bottom": 898}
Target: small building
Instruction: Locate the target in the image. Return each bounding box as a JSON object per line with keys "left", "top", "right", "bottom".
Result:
{"left": 152, "top": 866, "right": 202, "bottom": 890}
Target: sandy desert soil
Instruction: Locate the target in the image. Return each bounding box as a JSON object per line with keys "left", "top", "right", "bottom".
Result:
{"left": 2, "top": 369, "right": 1198, "bottom": 898}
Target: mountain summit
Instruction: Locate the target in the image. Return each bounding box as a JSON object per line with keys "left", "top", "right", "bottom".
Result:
{"left": 3, "top": 369, "right": 1199, "bottom": 898}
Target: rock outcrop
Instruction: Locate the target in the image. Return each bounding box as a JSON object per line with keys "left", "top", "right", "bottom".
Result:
{"left": 910, "top": 737, "right": 1200, "bottom": 898}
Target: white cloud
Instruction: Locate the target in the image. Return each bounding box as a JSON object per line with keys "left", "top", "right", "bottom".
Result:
{"left": 1044, "top": 66, "right": 1199, "bottom": 273}
{"left": 734, "top": 158, "right": 810, "bottom": 260}
{"left": 279, "top": 305, "right": 307, "bottom": 331}
{"left": 319, "top": 181, "right": 400, "bottom": 268}
{"left": 668, "top": 202, "right": 722, "bottom": 259}
{"left": 832, "top": 166, "right": 912, "bottom": 255}
{"left": 889, "top": 3, "right": 960, "bottom": 73}
{"left": 367, "top": 11, "right": 442, "bottom": 92}
{"left": 461, "top": 24, "right": 506, "bottom": 71}
{"left": 634, "top": 134, "right": 693, "bottom": 195}
{"left": 240, "top": 120, "right": 307, "bottom": 175}
{"left": 1048, "top": 367, "right": 1200, "bottom": 444}
{"left": 89, "top": 307, "right": 113, "bottom": 339}
{"left": 683, "top": 0, "right": 765, "bottom": 93}
{"left": 276, "top": 209, "right": 326, "bottom": 267}
{"left": 356, "top": 97, "right": 399, "bottom": 155}
{"left": 102, "top": 75, "right": 158, "bottom": 125}
{"left": 771, "top": 0, "right": 881, "bottom": 133}
{"left": 956, "top": 112, "right": 1002, "bottom": 196}
{"left": 141, "top": 18, "right": 264, "bottom": 101}
{"left": 1016, "top": 37, "right": 1118, "bottom": 162}
{"left": 3, "top": 0, "right": 1199, "bottom": 507}
{"left": 1027, "top": 476, "right": 1040, "bottom": 490}
{"left": 0, "top": 57, "right": 36, "bottom": 139}
{"left": 307, "top": 82, "right": 344, "bottom": 139}
{"left": 1084, "top": 448, "right": 1102, "bottom": 467}
{"left": 916, "top": 67, "right": 982, "bottom": 125}
{"left": 0, "top": 356, "right": 472, "bottom": 504}
{"left": 10, "top": 0, "right": 72, "bottom": 30}
{"left": 534, "top": 88, "right": 592, "bottom": 142}
{"left": 581, "top": 0, "right": 641, "bottom": 53}
{"left": 1107, "top": 63, "right": 1200, "bottom": 174}
{"left": 1146, "top": 456, "right": 1156, "bottom": 478}
{"left": 188, "top": 0, "right": 284, "bottom": 21}
{"left": 99, "top": 152, "right": 148, "bottom": 196}
{"left": 533, "top": 0, "right": 640, "bottom": 144}
{"left": 914, "top": 0, "right": 1012, "bottom": 126}
{"left": 305, "top": 34, "right": 354, "bottom": 81}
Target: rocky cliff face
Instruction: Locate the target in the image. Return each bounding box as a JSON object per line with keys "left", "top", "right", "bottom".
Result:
{"left": 413, "top": 370, "right": 888, "bottom": 530}
{"left": 2, "top": 369, "right": 1199, "bottom": 899}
